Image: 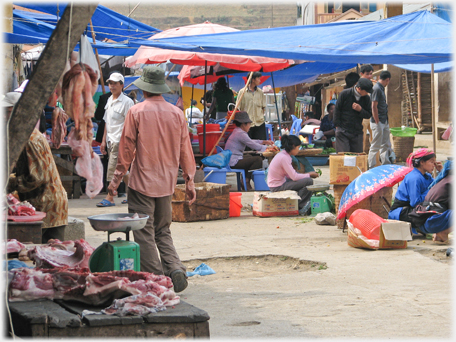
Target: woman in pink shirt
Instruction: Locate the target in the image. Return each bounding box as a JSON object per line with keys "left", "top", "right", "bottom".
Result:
{"left": 267, "top": 135, "right": 319, "bottom": 215}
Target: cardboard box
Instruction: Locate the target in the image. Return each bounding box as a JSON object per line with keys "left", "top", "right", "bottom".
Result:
{"left": 253, "top": 191, "right": 300, "bottom": 217}
{"left": 329, "top": 153, "right": 367, "bottom": 185}
{"left": 347, "top": 219, "right": 412, "bottom": 250}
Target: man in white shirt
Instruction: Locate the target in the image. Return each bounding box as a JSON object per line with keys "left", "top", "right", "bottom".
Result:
{"left": 96, "top": 73, "right": 134, "bottom": 207}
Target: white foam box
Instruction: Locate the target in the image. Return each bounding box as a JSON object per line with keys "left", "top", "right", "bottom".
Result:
{"left": 252, "top": 190, "right": 300, "bottom": 217}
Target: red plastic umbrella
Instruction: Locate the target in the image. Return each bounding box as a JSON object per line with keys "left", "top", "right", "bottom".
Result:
{"left": 124, "top": 21, "right": 294, "bottom": 70}
{"left": 337, "top": 164, "right": 413, "bottom": 220}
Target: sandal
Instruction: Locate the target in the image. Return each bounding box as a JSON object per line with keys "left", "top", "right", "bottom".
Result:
{"left": 121, "top": 199, "right": 128, "bottom": 204}
{"left": 96, "top": 199, "right": 115, "bottom": 207}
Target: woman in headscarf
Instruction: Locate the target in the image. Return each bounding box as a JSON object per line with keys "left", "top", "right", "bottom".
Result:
{"left": 409, "top": 159, "right": 452, "bottom": 243}
{"left": 388, "top": 148, "right": 443, "bottom": 232}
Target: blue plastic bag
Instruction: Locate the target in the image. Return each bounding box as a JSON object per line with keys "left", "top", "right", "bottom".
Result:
{"left": 201, "top": 150, "right": 232, "bottom": 169}
{"left": 186, "top": 263, "right": 216, "bottom": 277}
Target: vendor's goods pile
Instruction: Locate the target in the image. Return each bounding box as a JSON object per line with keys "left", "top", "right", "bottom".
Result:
{"left": 8, "top": 239, "right": 180, "bottom": 316}
{"left": 61, "top": 63, "right": 103, "bottom": 198}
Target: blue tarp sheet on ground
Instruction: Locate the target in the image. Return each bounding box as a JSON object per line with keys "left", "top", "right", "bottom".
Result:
{"left": 130, "top": 11, "right": 452, "bottom": 66}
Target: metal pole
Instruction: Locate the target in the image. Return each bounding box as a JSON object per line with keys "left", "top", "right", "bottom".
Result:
{"left": 90, "top": 20, "right": 106, "bottom": 94}
{"left": 203, "top": 60, "right": 207, "bottom": 157}
{"left": 190, "top": 84, "right": 194, "bottom": 127}
{"left": 431, "top": 63, "right": 437, "bottom": 177}
{"left": 270, "top": 72, "right": 281, "bottom": 138}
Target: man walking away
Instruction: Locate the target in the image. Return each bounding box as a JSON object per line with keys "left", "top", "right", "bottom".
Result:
{"left": 334, "top": 78, "right": 373, "bottom": 153}
{"left": 368, "top": 70, "right": 395, "bottom": 168}
{"left": 108, "top": 66, "right": 196, "bottom": 293}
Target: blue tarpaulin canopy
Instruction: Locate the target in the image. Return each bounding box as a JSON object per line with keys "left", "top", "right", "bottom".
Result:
{"left": 6, "top": 3, "right": 160, "bottom": 56}
{"left": 130, "top": 11, "right": 452, "bottom": 66}
{"left": 13, "top": 2, "right": 161, "bottom": 42}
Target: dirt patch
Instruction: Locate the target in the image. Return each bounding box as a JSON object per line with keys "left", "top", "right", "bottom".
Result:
{"left": 413, "top": 248, "right": 453, "bottom": 263}
{"left": 183, "top": 254, "right": 327, "bottom": 278}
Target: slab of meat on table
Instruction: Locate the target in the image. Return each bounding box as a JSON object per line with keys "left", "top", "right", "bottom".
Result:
{"left": 61, "top": 63, "right": 103, "bottom": 199}
{"left": 8, "top": 267, "right": 180, "bottom": 313}
{"left": 9, "top": 268, "right": 55, "bottom": 301}
{"left": 27, "top": 239, "right": 94, "bottom": 269}
{"left": 102, "top": 293, "right": 165, "bottom": 316}
{"left": 2, "top": 239, "right": 26, "bottom": 254}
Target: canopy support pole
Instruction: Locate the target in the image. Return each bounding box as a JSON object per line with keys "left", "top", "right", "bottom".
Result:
{"left": 206, "top": 72, "right": 254, "bottom": 157}
{"left": 89, "top": 20, "right": 105, "bottom": 94}
{"left": 190, "top": 84, "right": 194, "bottom": 127}
{"left": 202, "top": 60, "right": 207, "bottom": 157}
{"left": 270, "top": 71, "right": 281, "bottom": 138}
{"left": 431, "top": 63, "right": 437, "bottom": 177}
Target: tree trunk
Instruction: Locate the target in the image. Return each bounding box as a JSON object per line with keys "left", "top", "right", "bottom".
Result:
{"left": 7, "top": 4, "right": 98, "bottom": 174}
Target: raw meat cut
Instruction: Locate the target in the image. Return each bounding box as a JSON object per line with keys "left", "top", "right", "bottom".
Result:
{"left": 27, "top": 239, "right": 94, "bottom": 269}
{"left": 8, "top": 267, "right": 180, "bottom": 313}
{"left": 102, "top": 293, "right": 165, "bottom": 316}
{"left": 2, "top": 239, "right": 26, "bottom": 254}
{"left": 51, "top": 107, "right": 69, "bottom": 149}
{"left": 61, "top": 63, "right": 103, "bottom": 199}
{"left": 7, "top": 194, "right": 36, "bottom": 216}
{"left": 9, "top": 268, "right": 55, "bottom": 301}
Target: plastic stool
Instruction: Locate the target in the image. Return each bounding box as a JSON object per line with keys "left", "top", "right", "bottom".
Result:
{"left": 265, "top": 124, "right": 273, "bottom": 140}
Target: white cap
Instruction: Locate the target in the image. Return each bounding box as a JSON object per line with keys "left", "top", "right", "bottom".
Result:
{"left": 14, "top": 79, "right": 29, "bottom": 93}
{"left": 1, "top": 92, "right": 22, "bottom": 107}
{"left": 106, "top": 72, "right": 124, "bottom": 84}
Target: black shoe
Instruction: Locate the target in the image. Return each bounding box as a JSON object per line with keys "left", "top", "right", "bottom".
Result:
{"left": 170, "top": 270, "right": 188, "bottom": 293}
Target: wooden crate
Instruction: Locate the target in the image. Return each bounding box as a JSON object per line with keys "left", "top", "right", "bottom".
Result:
{"left": 336, "top": 186, "right": 393, "bottom": 230}
{"left": 172, "top": 182, "right": 230, "bottom": 222}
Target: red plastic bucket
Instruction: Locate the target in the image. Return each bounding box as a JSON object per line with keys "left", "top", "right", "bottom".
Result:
{"left": 198, "top": 131, "right": 222, "bottom": 154}
{"left": 196, "top": 124, "right": 220, "bottom": 134}
{"left": 229, "top": 192, "right": 242, "bottom": 217}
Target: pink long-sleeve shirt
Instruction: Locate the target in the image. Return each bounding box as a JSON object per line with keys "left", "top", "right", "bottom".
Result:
{"left": 267, "top": 150, "right": 309, "bottom": 188}
{"left": 112, "top": 95, "right": 196, "bottom": 197}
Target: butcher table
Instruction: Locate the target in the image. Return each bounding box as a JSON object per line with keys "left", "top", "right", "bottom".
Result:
{"left": 7, "top": 299, "right": 210, "bottom": 338}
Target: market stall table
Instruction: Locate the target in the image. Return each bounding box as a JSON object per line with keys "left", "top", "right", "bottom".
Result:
{"left": 8, "top": 299, "right": 210, "bottom": 338}
{"left": 262, "top": 148, "right": 324, "bottom": 164}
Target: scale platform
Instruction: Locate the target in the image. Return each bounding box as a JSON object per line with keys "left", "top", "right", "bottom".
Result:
{"left": 307, "top": 184, "right": 333, "bottom": 216}
{"left": 87, "top": 213, "right": 149, "bottom": 273}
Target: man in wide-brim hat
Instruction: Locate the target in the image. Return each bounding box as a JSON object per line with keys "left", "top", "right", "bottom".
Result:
{"left": 108, "top": 66, "right": 196, "bottom": 293}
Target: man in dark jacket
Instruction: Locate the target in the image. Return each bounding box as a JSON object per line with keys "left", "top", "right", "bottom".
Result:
{"left": 334, "top": 78, "right": 373, "bottom": 153}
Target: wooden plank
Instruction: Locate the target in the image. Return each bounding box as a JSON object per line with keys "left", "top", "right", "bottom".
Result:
{"left": 47, "top": 322, "right": 202, "bottom": 338}
{"left": 8, "top": 4, "right": 98, "bottom": 172}
{"left": 8, "top": 300, "right": 82, "bottom": 337}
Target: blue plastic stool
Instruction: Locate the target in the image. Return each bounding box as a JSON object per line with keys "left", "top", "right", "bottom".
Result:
{"left": 265, "top": 124, "right": 273, "bottom": 141}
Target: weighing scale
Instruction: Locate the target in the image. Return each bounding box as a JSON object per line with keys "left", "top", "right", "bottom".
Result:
{"left": 307, "top": 184, "right": 333, "bottom": 217}
{"left": 87, "top": 213, "right": 149, "bottom": 273}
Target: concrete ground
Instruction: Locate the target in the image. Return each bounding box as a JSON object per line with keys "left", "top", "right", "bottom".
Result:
{"left": 67, "top": 132, "right": 453, "bottom": 339}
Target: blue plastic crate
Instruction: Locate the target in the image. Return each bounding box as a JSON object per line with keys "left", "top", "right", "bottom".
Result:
{"left": 252, "top": 170, "right": 269, "bottom": 191}
{"left": 306, "top": 156, "right": 329, "bottom": 166}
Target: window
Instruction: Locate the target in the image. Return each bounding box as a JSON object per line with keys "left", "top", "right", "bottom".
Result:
{"left": 297, "top": 4, "right": 302, "bottom": 18}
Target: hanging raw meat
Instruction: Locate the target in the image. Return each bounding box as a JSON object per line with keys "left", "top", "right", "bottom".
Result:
{"left": 61, "top": 63, "right": 103, "bottom": 198}
{"left": 51, "top": 107, "right": 69, "bottom": 149}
